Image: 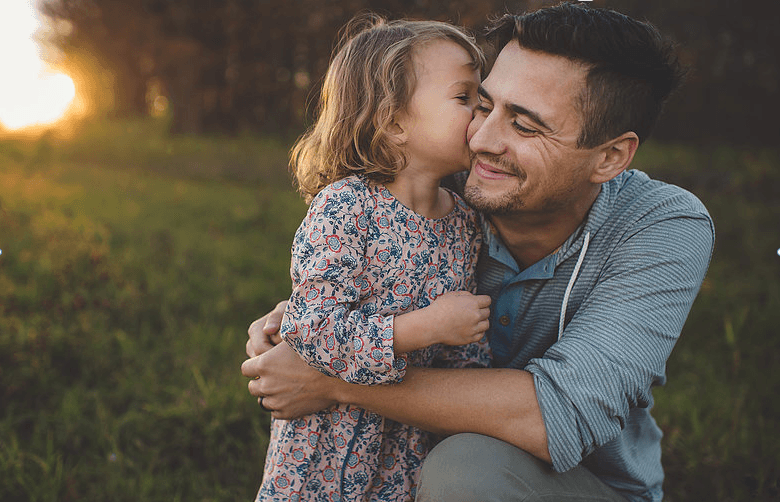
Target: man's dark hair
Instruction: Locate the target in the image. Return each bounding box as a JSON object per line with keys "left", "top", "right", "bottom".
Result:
{"left": 487, "top": 2, "right": 686, "bottom": 147}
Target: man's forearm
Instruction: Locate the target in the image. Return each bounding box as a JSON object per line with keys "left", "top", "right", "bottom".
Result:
{"left": 332, "top": 366, "right": 551, "bottom": 463}
{"left": 243, "top": 339, "right": 550, "bottom": 463}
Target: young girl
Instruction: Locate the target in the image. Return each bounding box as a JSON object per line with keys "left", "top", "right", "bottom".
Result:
{"left": 257, "top": 16, "right": 491, "bottom": 501}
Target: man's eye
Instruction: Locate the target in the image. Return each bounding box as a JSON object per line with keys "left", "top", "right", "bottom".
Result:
{"left": 512, "top": 121, "right": 539, "bottom": 136}
{"left": 475, "top": 104, "right": 491, "bottom": 113}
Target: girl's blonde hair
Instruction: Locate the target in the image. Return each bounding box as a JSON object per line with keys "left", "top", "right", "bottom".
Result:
{"left": 290, "top": 15, "right": 485, "bottom": 203}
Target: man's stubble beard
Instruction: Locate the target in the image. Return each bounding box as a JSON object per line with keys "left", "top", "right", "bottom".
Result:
{"left": 462, "top": 183, "right": 524, "bottom": 215}
{"left": 462, "top": 153, "right": 527, "bottom": 216}
{"left": 463, "top": 153, "right": 586, "bottom": 217}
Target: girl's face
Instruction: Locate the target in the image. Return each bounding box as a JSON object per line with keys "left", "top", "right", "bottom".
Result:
{"left": 395, "top": 40, "right": 481, "bottom": 179}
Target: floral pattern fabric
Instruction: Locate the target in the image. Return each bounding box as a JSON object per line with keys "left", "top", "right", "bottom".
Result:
{"left": 257, "top": 175, "right": 490, "bottom": 501}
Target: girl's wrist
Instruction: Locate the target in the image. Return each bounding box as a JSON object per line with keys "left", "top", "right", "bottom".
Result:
{"left": 394, "top": 310, "right": 438, "bottom": 352}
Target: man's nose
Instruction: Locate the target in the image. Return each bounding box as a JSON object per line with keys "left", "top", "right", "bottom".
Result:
{"left": 468, "top": 113, "right": 505, "bottom": 155}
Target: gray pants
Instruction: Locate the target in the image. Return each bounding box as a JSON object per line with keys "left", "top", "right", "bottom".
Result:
{"left": 415, "top": 433, "right": 626, "bottom": 502}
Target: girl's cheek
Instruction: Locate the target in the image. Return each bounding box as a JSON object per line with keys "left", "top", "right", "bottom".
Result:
{"left": 467, "top": 116, "right": 482, "bottom": 142}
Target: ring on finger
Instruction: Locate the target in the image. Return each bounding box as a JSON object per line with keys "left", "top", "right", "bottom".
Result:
{"left": 259, "top": 396, "right": 271, "bottom": 412}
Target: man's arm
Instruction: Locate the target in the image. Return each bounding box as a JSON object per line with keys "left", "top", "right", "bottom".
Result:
{"left": 337, "top": 362, "right": 551, "bottom": 463}
{"left": 242, "top": 340, "right": 551, "bottom": 463}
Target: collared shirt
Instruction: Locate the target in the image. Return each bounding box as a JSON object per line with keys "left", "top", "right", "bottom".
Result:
{"left": 475, "top": 169, "right": 714, "bottom": 501}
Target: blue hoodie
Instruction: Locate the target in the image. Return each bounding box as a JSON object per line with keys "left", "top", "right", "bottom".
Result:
{"left": 476, "top": 169, "right": 714, "bottom": 501}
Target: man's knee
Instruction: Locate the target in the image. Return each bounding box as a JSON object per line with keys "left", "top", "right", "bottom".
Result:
{"left": 416, "top": 433, "right": 626, "bottom": 502}
{"left": 416, "top": 433, "right": 521, "bottom": 502}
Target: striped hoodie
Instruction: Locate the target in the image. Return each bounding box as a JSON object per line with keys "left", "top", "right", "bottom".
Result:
{"left": 475, "top": 169, "right": 714, "bottom": 501}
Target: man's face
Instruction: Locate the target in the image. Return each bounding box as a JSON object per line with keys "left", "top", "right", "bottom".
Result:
{"left": 463, "top": 42, "right": 603, "bottom": 217}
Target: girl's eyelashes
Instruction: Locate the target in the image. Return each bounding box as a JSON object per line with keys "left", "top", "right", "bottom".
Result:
{"left": 456, "top": 90, "right": 479, "bottom": 104}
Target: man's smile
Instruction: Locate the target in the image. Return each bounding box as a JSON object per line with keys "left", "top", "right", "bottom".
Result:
{"left": 473, "top": 159, "right": 515, "bottom": 180}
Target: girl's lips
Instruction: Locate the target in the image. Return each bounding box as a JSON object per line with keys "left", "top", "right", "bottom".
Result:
{"left": 474, "top": 161, "right": 512, "bottom": 180}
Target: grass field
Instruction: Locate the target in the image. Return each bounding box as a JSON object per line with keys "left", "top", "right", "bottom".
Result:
{"left": 1, "top": 119, "right": 778, "bottom": 501}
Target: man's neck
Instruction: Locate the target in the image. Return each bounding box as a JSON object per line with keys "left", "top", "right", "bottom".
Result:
{"left": 489, "top": 186, "right": 600, "bottom": 269}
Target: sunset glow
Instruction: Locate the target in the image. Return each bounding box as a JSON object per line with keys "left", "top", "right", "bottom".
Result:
{"left": 0, "top": 0, "right": 76, "bottom": 131}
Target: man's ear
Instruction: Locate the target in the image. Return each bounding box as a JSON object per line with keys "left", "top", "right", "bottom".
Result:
{"left": 590, "top": 132, "right": 639, "bottom": 184}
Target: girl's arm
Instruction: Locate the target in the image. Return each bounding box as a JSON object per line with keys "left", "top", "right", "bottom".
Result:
{"left": 282, "top": 181, "right": 403, "bottom": 385}
{"left": 392, "top": 291, "right": 491, "bottom": 354}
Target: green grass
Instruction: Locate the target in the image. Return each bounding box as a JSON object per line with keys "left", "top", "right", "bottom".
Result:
{"left": 633, "top": 144, "right": 780, "bottom": 501}
{"left": 1, "top": 120, "right": 307, "bottom": 501}
{"left": 1, "top": 120, "right": 778, "bottom": 500}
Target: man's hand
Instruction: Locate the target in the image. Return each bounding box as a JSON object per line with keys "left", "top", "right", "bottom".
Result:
{"left": 242, "top": 338, "right": 339, "bottom": 419}
{"left": 246, "top": 300, "right": 288, "bottom": 358}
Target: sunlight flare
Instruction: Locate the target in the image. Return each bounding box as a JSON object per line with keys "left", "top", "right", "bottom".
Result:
{"left": 0, "top": 0, "right": 76, "bottom": 130}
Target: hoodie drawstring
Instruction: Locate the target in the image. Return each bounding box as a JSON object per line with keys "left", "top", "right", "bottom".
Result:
{"left": 558, "top": 231, "right": 590, "bottom": 341}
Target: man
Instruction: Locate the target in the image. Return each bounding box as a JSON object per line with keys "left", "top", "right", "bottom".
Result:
{"left": 242, "top": 3, "right": 714, "bottom": 501}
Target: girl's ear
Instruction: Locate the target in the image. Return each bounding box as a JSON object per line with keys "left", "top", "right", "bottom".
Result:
{"left": 590, "top": 131, "right": 639, "bottom": 184}
{"left": 388, "top": 121, "right": 407, "bottom": 145}
{"left": 389, "top": 110, "right": 410, "bottom": 145}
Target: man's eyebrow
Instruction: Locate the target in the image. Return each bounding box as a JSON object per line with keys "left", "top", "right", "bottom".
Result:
{"left": 478, "top": 85, "right": 551, "bottom": 132}
{"left": 477, "top": 86, "right": 492, "bottom": 102}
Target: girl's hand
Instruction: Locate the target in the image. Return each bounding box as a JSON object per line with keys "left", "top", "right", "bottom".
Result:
{"left": 246, "top": 300, "right": 288, "bottom": 358}
{"left": 427, "top": 291, "right": 491, "bottom": 346}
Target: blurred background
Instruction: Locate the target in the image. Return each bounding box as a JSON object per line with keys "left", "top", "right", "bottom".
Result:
{"left": 0, "top": 0, "right": 777, "bottom": 500}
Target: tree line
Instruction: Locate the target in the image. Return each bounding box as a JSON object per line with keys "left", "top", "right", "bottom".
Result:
{"left": 41, "top": 0, "right": 779, "bottom": 146}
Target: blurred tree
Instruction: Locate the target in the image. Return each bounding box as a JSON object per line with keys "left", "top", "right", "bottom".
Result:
{"left": 42, "top": 0, "right": 157, "bottom": 117}
{"left": 40, "top": 0, "right": 779, "bottom": 145}
{"left": 602, "top": 0, "right": 780, "bottom": 145}
{"left": 40, "top": 0, "right": 523, "bottom": 135}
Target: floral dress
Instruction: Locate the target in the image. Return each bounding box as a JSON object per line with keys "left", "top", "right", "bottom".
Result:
{"left": 257, "top": 175, "right": 491, "bottom": 501}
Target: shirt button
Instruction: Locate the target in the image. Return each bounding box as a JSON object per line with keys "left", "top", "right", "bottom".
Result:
{"left": 499, "top": 315, "right": 510, "bottom": 326}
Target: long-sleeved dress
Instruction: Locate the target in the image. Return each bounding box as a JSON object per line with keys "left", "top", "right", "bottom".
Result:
{"left": 257, "top": 175, "right": 491, "bottom": 501}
